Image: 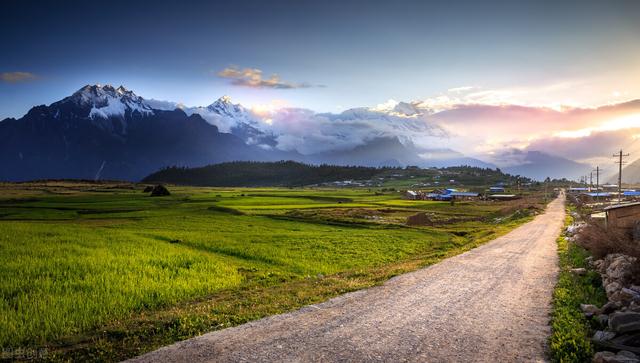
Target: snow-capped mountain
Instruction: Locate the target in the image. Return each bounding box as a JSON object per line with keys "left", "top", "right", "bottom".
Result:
{"left": 0, "top": 85, "right": 267, "bottom": 181}
{"left": 67, "top": 84, "right": 153, "bottom": 118}
{"left": 0, "top": 84, "right": 523, "bottom": 182}
{"left": 186, "top": 96, "right": 277, "bottom": 147}
{"left": 149, "top": 95, "right": 277, "bottom": 147}
{"left": 54, "top": 85, "right": 153, "bottom": 120}
{"left": 39, "top": 84, "right": 156, "bottom": 135}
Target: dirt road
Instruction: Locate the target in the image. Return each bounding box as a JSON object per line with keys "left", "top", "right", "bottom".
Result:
{"left": 129, "top": 194, "right": 565, "bottom": 362}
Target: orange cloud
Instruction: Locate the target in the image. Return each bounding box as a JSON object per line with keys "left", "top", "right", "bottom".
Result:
{"left": 0, "top": 71, "right": 37, "bottom": 83}
{"left": 217, "top": 66, "right": 321, "bottom": 89}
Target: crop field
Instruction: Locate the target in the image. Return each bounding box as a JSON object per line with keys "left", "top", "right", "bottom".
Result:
{"left": 0, "top": 181, "right": 545, "bottom": 361}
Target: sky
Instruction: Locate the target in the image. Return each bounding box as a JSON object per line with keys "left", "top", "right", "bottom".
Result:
{"left": 2, "top": 0, "right": 640, "bottom": 172}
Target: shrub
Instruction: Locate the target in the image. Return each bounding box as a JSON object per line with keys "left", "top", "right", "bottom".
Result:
{"left": 575, "top": 223, "right": 640, "bottom": 259}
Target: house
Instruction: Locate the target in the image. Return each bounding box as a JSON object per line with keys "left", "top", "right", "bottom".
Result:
{"left": 448, "top": 191, "right": 479, "bottom": 199}
{"left": 603, "top": 202, "right": 640, "bottom": 234}
{"left": 405, "top": 190, "right": 419, "bottom": 200}
{"left": 488, "top": 194, "right": 519, "bottom": 200}
{"left": 568, "top": 187, "right": 589, "bottom": 194}
{"left": 489, "top": 186, "right": 505, "bottom": 193}
{"left": 430, "top": 189, "right": 479, "bottom": 201}
{"left": 602, "top": 184, "right": 619, "bottom": 191}
{"left": 579, "top": 192, "right": 613, "bottom": 202}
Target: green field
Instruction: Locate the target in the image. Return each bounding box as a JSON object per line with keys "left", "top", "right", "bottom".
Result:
{"left": 0, "top": 181, "right": 544, "bottom": 361}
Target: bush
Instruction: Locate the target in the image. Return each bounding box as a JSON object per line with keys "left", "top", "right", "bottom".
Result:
{"left": 576, "top": 223, "right": 640, "bottom": 259}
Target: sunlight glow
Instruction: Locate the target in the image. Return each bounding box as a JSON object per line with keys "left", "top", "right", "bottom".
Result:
{"left": 553, "top": 113, "right": 640, "bottom": 138}
{"left": 250, "top": 99, "right": 289, "bottom": 117}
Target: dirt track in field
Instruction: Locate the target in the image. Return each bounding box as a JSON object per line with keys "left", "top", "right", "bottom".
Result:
{"left": 129, "top": 193, "right": 565, "bottom": 363}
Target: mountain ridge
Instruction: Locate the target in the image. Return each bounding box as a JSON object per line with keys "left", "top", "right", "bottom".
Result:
{"left": 0, "top": 84, "right": 593, "bottom": 182}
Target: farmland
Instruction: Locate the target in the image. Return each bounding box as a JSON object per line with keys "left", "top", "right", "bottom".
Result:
{"left": 0, "top": 181, "right": 545, "bottom": 361}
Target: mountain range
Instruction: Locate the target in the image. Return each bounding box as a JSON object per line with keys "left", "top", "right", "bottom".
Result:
{"left": 0, "top": 84, "right": 595, "bottom": 182}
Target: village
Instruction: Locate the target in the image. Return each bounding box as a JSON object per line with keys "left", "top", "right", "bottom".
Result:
{"left": 403, "top": 184, "right": 519, "bottom": 202}
{"left": 567, "top": 184, "right": 640, "bottom": 234}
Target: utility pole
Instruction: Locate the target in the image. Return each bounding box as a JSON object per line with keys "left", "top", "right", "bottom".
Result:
{"left": 544, "top": 178, "right": 549, "bottom": 202}
{"left": 589, "top": 172, "right": 593, "bottom": 192}
{"left": 613, "top": 150, "right": 630, "bottom": 203}
{"left": 593, "top": 166, "right": 600, "bottom": 201}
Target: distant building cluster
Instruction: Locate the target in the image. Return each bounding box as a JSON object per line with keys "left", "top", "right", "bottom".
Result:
{"left": 404, "top": 186, "right": 518, "bottom": 201}
{"left": 313, "top": 179, "right": 383, "bottom": 188}
{"left": 568, "top": 184, "right": 640, "bottom": 203}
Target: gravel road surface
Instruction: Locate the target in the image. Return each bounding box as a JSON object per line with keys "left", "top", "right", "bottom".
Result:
{"left": 129, "top": 193, "right": 565, "bottom": 362}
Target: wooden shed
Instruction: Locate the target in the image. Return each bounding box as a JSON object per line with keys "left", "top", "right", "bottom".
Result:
{"left": 604, "top": 202, "right": 640, "bottom": 233}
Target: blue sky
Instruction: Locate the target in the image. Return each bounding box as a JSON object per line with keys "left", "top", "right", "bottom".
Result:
{"left": 1, "top": 0, "right": 640, "bottom": 119}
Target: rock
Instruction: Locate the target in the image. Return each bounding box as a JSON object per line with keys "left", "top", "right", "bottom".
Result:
{"left": 608, "top": 282, "right": 623, "bottom": 297}
{"left": 596, "top": 314, "right": 610, "bottom": 326}
{"left": 618, "top": 351, "right": 640, "bottom": 361}
{"left": 582, "top": 304, "right": 602, "bottom": 316}
{"left": 571, "top": 267, "right": 588, "bottom": 275}
{"left": 566, "top": 222, "right": 585, "bottom": 236}
{"left": 593, "top": 330, "right": 617, "bottom": 343}
{"left": 150, "top": 184, "right": 171, "bottom": 197}
{"left": 629, "top": 302, "right": 640, "bottom": 313}
{"left": 594, "top": 350, "right": 640, "bottom": 363}
{"left": 594, "top": 351, "right": 617, "bottom": 363}
{"left": 631, "top": 286, "right": 640, "bottom": 294}
{"left": 621, "top": 288, "right": 640, "bottom": 303}
{"left": 611, "top": 332, "right": 640, "bottom": 350}
{"left": 603, "top": 301, "right": 623, "bottom": 314}
{"left": 605, "top": 254, "right": 638, "bottom": 285}
{"left": 609, "top": 312, "right": 640, "bottom": 333}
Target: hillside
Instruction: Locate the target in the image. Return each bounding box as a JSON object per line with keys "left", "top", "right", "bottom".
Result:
{"left": 143, "top": 161, "right": 393, "bottom": 187}
{"left": 143, "top": 160, "right": 530, "bottom": 188}
{"left": 503, "top": 151, "right": 592, "bottom": 181}
{"left": 618, "top": 158, "right": 640, "bottom": 183}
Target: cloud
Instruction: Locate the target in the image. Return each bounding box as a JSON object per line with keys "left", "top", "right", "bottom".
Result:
{"left": 188, "top": 96, "right": 447, "bottom": 155}
{"left": 447, "top": 86, "right": 477, "bottom": 94}
{"left": 524, "top": 128, "right": 640, "bottom": 173}
{"left": 149, "top": 83, "right": 640, "bottom": 169}
{"left": 217, "top": 66, "right": 321, "bottom": 89}
{"left": 1, "top": 72, "right": 37, "bottom": 83}
{"left": 419, "top": 99, "right": 640, "bottom": 162}
{"left": 261, "top": 106, "right": 447, "bottom": 154}
{"left": 145, "top": 99, "right": 185, "bottom": 111}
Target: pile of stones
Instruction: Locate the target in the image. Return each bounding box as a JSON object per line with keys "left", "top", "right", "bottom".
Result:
{"left": 581, "top": 254, "right": 640, "bottom": 362}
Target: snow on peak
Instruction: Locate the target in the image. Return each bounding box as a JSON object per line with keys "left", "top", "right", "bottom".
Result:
{"left": 206, "top": 95, "right": 247, "bottom": 118}
{"left": 369, "top": 99, "right": 420, "bottom": 117}
{"left": 218, "top": 95, "right": 232, "bottom": 104}
{"left": 68, "top": 84, "right": 154, "bottom": 119}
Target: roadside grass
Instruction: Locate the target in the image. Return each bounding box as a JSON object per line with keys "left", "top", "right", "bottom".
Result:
{"left": 0, "top": 183, "right": 544, "bottom": 361}
{"left": 549, "top": 210, "right": 607, "bottom": 363}
{"left": 48, "top": 214, "right": 531, "bottom": 362}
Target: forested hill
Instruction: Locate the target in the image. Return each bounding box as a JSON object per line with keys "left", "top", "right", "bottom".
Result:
{"left": 142, "top": 161, "right": 393, "bottom": 187}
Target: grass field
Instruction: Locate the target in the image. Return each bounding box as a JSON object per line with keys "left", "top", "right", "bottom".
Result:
{"left": 549, "top": 208, "right": 606, "bottom": 362}
{"left": 0, "top": 181, "right": 545, "bottom": 361}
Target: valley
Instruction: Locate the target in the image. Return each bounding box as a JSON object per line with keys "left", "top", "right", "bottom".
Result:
{"left": 0, "top": 181, "right": 545, "bottom": 361}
